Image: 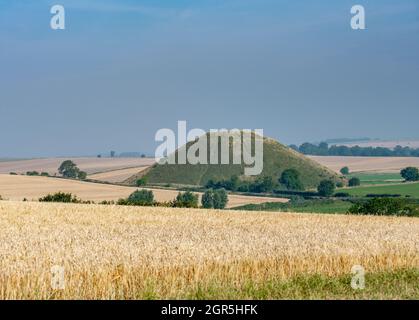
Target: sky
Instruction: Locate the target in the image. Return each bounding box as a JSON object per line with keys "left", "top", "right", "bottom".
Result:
{"left": 0, "top": 0, "right": 418, "bottom": 157}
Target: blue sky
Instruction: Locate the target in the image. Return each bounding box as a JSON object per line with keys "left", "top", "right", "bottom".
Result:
{"left": 0, "top": 0, "right": 418, "bottom": 157}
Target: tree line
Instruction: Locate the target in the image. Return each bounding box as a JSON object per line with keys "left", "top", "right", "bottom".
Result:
{"left": 290, "top": 142, "right": 419, "bottom": 157}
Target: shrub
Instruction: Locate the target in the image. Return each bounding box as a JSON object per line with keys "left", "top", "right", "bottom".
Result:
{"left": 174, "top": 191, "right": 198, "bottom": 208}
{"left": 78, "top": 171, "right": 87, "bottom": 180}
{"left": 400, "top": 167, "right": 419, "bottom": 182}
{"left": 40, "top": 172, "right": 50, "bottom": 177}
{"left": 9, "top": 172, "right": 18, "bottom": 175}
{"left": 348, "top": 198, "right": 417, "bottom": 216}
{"left": 348, "top": 177, "right": 361, "bottom": 187}
{"left": 336, "top": 181, "right": 344, "bottom": 188}
{"left": 279, "top": 169, "right": 304, "bottom": 191}
{"left": 127, "top": 189, "right": 154, "bottom": 206}
{"left": 335, "top": 192, "right": 350, "bottom": 198}
{"left": 317, "top": 180, "right": 336, "bottom": 197}
{"left": 202, "top": 189, "right": 229, "bottom": 209}
{"left": 26, "top": 171, "right": 39, "bottom": 176}
{"left": 39, "top": 192, "right": 80, "bottom": 203}
{"left": 136, "top": 177, "right": 148, "bottom": 187}
{"left": 340, "top": 167, "right": 350, "bottom": 175}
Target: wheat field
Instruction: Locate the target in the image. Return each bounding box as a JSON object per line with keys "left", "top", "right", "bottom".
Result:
{"left": 0, "top": 201, "right": 417, "bottom": 299}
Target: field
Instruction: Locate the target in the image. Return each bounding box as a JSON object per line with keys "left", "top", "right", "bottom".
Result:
{"left": 348, "top": 172, "right": 403, "bottom": 185}
{"left": 0, "top": 174, "right": 287, "bottom": 208}
{"left": 345, "top": 182, "right": 419, "bottom": 198}
{"left": 336, "top": 139, "right": 419, "bottom": 149}
{"left": 308, "top": 156, "right": 419, "bottom": 173}
{"left": 0, "top": 157, "right": 155, "bottom": 176}
{"left": 0, "top": 201, "right": 417, "bottom": 299}
{"left": 88, "top": 166, "right": 150, "bottom": 183}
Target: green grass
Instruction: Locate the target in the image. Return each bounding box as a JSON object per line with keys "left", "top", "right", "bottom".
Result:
{"left": 164, "top": 268, "right": 419, "bottom": 299}
{"left": 232, "top": 199, "right": 353, "bottom": 214}
{"left": 345, "top": 182, "right": 419, "bottom": 198}
{"left": 348, "top": 172, "right": 403, "bottom": 185}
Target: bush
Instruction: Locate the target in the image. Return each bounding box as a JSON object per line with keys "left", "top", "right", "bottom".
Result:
{"left": 279, "top": 169, "right": 304, "bottom": 191}
{"left": 317, "top": 180, "right": 336, "bottom": 197}
{"left": 40, "top": 172, "right": 50, "bottom": 177}
{"left": 348, "top": 198, "right": 417, "bottom": 216}
{"left": 126, "top": 189, "right": 154, "bottom": 206}
{"left": 78, "top": 171, "right": 87, "bottom": 180}
{"left": 340, "top": 167, "right": 349, "bottom": 175}
{"left": 348, "top": 177, "right": 361, "bottom": 187}
{"left": 335, "top": 192, "right": 350, "bottom": 198}
{"left": 39, "top": 192, "right": 80, "bottom": 203}
{"left": 336, "top": 181, "right": 344, "bottom": 188}
{"left": 202, "top": 189, "right": 229, "bottom": 209}
{"left": 136, "top": 177, "right": 148, "bottom": 187}
{"left": 26, "top": 171, "right": 39, "bottom": 176}
{"left": 400, "top": 167, "right": 419, "bottom": 182}
{"left": 174, "top": 191, "right": 198, "bottom": 208}
{"left": 9, "top": 172, "right": 18, "bottom": 175}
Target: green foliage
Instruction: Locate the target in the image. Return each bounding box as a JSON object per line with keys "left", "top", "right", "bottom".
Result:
{"left": 174, "top": 191, "right": 199, "bottom": 208}
{"left": 348, "top": 198, "right": 418, "bottom": 217}
{"left": 348, "top": 177, "right": 361, "bottom": 187}
{"left": 202, "top": 189, "right": 229, "bottom": 209}
{"left": 340, "top": 167, "right": 349, "bottom": 175}
{"left": 26, "top": 171, "right": 39, "bottom": 176}
{"left": 39, "top": 192, "right": 81, "bottom": 203}
{"left": 401, "top": 167, "right": 419, "bottom": 182}
{"left": 78, "top": 171, "right": 87, "bottom": 180}
{"left": 40, "top": 172, "right": 50, "bottom": 177}
{"left": 335, "top": 181, "right": 344, "bottom": 188}
{"left": 9, "top": 172, "right": 18, "bottom": 175}
{"left": 317, "top": 180, "right": 336, "bottom": 197}
{"left": 345, "top": 182, "right": 419, "bottom": 198}
{"left": 126, "top": 189, "right": 154, "bottom": 206}
{"left": 136, "top": 177, "right": 148, "bottom": 187}
{"left": 58, "top": 160, "right": 79, "bottom": 178}
{"left": 279, "top": 169, "right": 304, "bottom": 191}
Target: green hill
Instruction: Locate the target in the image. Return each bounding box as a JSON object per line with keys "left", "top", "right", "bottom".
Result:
{"left": 125, "top": 132, "right": 342, "bottom": 189}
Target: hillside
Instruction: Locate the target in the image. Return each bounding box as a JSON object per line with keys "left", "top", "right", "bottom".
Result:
{"left": 126, "top": 132, "right": 342, "bottom": 189}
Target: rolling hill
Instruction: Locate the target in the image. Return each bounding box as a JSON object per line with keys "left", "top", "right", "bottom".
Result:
{"left": 126, "top": 132, "right": 342, "bottom": 189}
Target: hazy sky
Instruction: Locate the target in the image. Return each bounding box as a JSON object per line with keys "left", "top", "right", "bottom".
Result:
{"left": 1, "top": 0, "right": 418, "bottom": 157}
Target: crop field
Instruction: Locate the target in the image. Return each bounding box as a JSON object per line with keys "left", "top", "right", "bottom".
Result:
{"left": 0, "top": 201, "right": 417, "bottom": 299}
{"left": 87, "top": 166, "right": 150, "bottom": 183}
{"left": 0, "top": 157, "right": 155, "bottom": 176}
{"left": 345, "top": 182, "right": 419, "bottom": 198}
{"left": 309, "top": 156, "right": 419, "bottom": 173}
{"left": 0, "top": 174, "right": 286, "bottom": 208}
{"left": 348, "top": 172, "right": 403, "bottom": 185}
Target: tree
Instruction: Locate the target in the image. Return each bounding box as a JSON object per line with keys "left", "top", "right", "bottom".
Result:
{"left": 127, "top": 189, "right": 154, "bottom": 206}
{"left": 280, "top": 169, "right": 304, "bottom": 190}
{"left": 348, "top": 177, "right": 361, "bottom": 187}
{"left": 317, "top": 180, "right": 335, "bottom": 197}
{"left": 400, "top": 167, "right": 419, "bottom": 182}
{"left": 174, "top": 191, "right": 198, "bottom": 208}
{"left": 201, "top": 189, "right": 229, "bottom": 209}
{"left": 348, "top": 198, "right": 416, "bottom": 216}
{"left": 340, "top": 167, "right": 350, "bottom": 175}
{"left": 110, "top": 151, "right": 116, "bottom": 158}
{"left": 58, "top": 160, "right": 79, "bottom": 178}
{"left": 39, "top": 192, "right": 80, "bottom": 203}
{"left": 201, "top": 190, "right": 215, "bottom": 208}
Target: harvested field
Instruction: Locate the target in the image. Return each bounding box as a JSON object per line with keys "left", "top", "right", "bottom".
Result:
{"left": 0, "top": 157, "right": 155, "bottom": 175}
{"left": 0, "top": 201, "right": 417, "bottom": 299}
{"left": 88, "top": 166, "right": 150, "bottom": 183}
{"left": 0, "top": 174, "right": 287, "bottom": 208}
{"left": 309, "top": 156, "right": 419, "bottom": 173}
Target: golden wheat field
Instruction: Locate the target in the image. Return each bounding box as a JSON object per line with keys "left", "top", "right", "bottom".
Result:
{"left": 0, "top": 201, "right": 417, "bottom": 299}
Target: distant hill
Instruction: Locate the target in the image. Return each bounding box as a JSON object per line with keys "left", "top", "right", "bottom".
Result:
{"left": 125, "top": 132, "right": 342, "bottom": 189}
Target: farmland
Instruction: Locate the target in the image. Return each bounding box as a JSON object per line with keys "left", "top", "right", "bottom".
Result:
{"left": 0, "top": 174, "right": 287, "bottom": 208}
{"left": 308, "top": 156, "right": 419, "bottom": 173}
{"left": 0, "top": 157, "right": 155, "bottom": 176}
{"left": 0, "top": 201, "right": 417, "bottom": 299}
{"left": 345, "top": 182, "right": 419, "bottom": 198}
